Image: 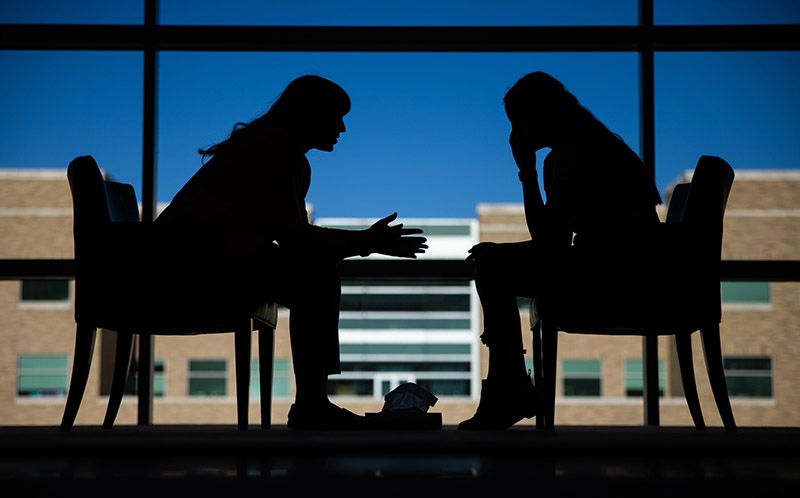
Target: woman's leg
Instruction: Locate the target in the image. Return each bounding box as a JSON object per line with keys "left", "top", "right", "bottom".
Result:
{"left": 265, "top": 249, "right": 342, "bottom": 409}
{"left": 459, "top": 242, "right": 543, "bottom": 430}
{"left": 473, "top": 242, "right": 538, "bottom": 382}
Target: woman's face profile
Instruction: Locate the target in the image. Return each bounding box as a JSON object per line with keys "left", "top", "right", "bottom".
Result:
{"left": 506, "top": 102, "right": 550, "bottom": 151}
{"left": 304, "top": 110, "right": 347, "bottom": 152}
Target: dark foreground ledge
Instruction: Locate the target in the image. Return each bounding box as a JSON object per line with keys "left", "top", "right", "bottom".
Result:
{"left": 2, "top": 425, "right": 799, "bottom": 498}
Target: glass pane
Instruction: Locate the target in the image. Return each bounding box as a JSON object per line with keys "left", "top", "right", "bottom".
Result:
{"left": 159, "top": 0, "right": 638, "bottom": 26}
{"left": 724, "top": 357, "right": 772, "bottom": 371}
{"left": 188, "top": 378, "right": 226, "bottom": 396}
{"left": 125, "top": 359, "right": 166, "bottom": 396}
{"left": 0, "top": 51, "right": 143, "bottom": 199}
{"left": 564, "top": 378, "right": 601, "bottom": 397}
{"left": 341, "top": 362, "right": 470, "bottom": 372}
{"left": 0, "top": 0, "right": 144, "bottom": 24}
{"left": 624, "top": 359, "right": 666, "bottom": 375}
{"left": 20, "top": 280, "right": 69, "bottom": 301}
{"left": 727, "top": 376, "right": 773, "bottom": 398}
{"left": 340, "top": 294, "right": 470, "bottom": 312}
{"left": 18, "top": 374, "right": 67, "bottom": 391}
{"left": 339, "top": 318, "right": 471, "bottom": 329}
{"left": 340, "top": 343, "right": 470, "bottom": 355}
{"left": 157, "top": 52, "right": 638, "bottom": 218}
{"left": 273, "top": 358, "right": 291, "bottom": 398}
{"left": 19, "top": 354, "right": 68, "bottom": 370}
{"left": 189, "top": 360, "right": 226, "bottom": 372}
{"left": 721, "top": 282, "right": 771, "bottom": 304}
{"left": 417, "top": 379, "right": 470, "bottom": 396}
{"left": 655, "top": 0, "right": 800, "bottom": 25}
{"left": 563, "top": 359, "right": 601, "bottom": 375}
{"left": 655, "top": 52, "right": 800, "bottom": 199}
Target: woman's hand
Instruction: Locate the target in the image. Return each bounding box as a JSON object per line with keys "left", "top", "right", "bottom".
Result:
{"left": 466, "top": 241, "right": 497, "bottom": 264}
{"left": 363, "top": 213, "right": 428, "bottom": 258}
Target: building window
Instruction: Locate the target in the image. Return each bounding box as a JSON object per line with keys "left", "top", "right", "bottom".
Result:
{"left": 624, "top": 359, "right": 665, "bottom": 397}
{"left": 188, "top": 359, "right": 227, "bottom": 396}
{"left": 19, "top": 280, "right": 70, "bottom": 308}
{"left": 17, "top": 354, "right": 68, "bottom": 397}
{"left": 721, "top": 281, "right": 770, "bottom": 305}
{"left": 334, "top": 341, "right": 473, "bottom": 399}
{"left": 338, "top": 317, "right": 471, "bottom": 329}
{"left": 416, "top": 379, "right": 470, "bottom": 396}
{"left": 724, "top": 356, "right": 773, "bottom": 398}
{"left": 338, "top": 282, "right": 472, "bottom": 330}
{"left": 251, "top": 358, "right": 291, "bottom": 399}
{"left": 124, "top": 359, "right": 166, "bottom": 397}
{"left": 562, "top": 359, "right": 602, "bottom": 397}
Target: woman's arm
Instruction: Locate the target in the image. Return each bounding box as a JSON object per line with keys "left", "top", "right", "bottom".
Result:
{"left": 510, "top": 130, "right": 546, "bottom": 239}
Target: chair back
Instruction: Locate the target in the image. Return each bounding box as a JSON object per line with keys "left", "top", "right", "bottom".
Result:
{"left": 67, "top": 156, "right": 140, "bottom": 322}
{"left": 665, "top": 183, "right": 690, "bottom": 224}
{"left": 681, "top": 156, "right": 735, "bottom": 260}
{"left": 679, "top": 155, "right": 735, "bottom": 322}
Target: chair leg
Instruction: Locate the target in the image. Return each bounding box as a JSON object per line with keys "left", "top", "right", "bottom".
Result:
{"left": 103, "top": 332, "right": 135, "bottom": 429}
{"left": 234, "top": 321, "right": 252, "bottom": 431}
{"left": 258, "top": 326, "right": 275, "bottom": 429}
{"left": 531, "top": 320, "right": 544, "bottom": 430}
{"left": 700, "top": 324, "right": 737, "bottom": 432}
{"left": 60, "top": 324, "right": 97, "bottom": 431}
{"left": 675, "top": 333, "right": 706, "bottom": 430}
{"left": 541, "top": 321, "right": 558, "bottom": 431}
{"left": 642, "top": 336, "right": 660, "bottom": 426}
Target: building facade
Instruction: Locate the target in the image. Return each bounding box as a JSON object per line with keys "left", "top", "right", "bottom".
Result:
{"left": 1, "top": 168, "right": 799, "bottom": 427}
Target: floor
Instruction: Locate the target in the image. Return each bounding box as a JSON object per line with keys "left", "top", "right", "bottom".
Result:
{"left": 2, "top": 424, "right": 799, "bottom": 497}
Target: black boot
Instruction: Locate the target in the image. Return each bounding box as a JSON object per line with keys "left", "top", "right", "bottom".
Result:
{"left": 458, "top": 376, "right": 543, "bottom": 430}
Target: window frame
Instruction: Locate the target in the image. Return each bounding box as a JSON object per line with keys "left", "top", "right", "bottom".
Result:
{"left": 187, "top": 358, "right": 228, "bottom": 397}
{"left": 17, "top": 353, "right": 69, "bottom": 398}
{"left": 561, "top": 359, "right": 603, "bottom": 398}
{"left": 18, "top": 279, "right": 72, "bottom": 310}
{"left": 723, "top": 355, "right": 774, "bottom": 399}
{"left": 623, "top": 358, "right": 666, "bottom": 398}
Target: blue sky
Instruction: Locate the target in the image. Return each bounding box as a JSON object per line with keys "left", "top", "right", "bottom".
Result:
{"left": 1, "top": 1, "right": 799, "bottom": 219}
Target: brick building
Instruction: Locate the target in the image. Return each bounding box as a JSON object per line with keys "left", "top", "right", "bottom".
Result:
{"left": 1, "top": 168, "right": 798, "bottom": 427}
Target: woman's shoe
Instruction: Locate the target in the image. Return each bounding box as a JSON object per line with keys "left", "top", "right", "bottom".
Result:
{"left": 287, "top": 402, "right": 376, "bottom": 430}
{"left": 458, "top": 377, "right": 543, "bottom": 430}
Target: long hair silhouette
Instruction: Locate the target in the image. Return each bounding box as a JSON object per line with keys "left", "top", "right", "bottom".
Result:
{"left": 199, "top": 75, "right": 351, "bottom": 160}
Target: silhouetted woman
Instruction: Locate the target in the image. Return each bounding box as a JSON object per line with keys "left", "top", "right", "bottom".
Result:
{"left": 157, "top": 75, "right": 427, "bottom": 429}
{"left": 459, "top": 71, "right": 662, "bottom": 430}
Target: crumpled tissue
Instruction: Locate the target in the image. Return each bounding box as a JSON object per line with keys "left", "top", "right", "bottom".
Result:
{"left": 366, "top": 382, "right": 442, "bottom": 429}
{"left": 382, "top": 382, "right": 438, "bottom": 413}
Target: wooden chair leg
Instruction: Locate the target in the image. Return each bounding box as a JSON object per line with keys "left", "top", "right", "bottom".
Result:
{"left": 700, "top": 324, "right": 737, "bottom": 432}
{"left": 60, "top": 324, "right": 97, "bottom": 431}
{"left": 103, "top": 332, "right": 135, "bottom": 429}
{"left": 642, "top": 336, "right": 660, "bottom": 426}
{"left": 531, "top": 320, "right": 544, "bottom": 430}
{"left": 234, "top": 321, "right": 252, "bottom": 431}
{"left": 258, "top": 326, "right": 275, "bottom": 429}
{"left": 541, "top": 321, "right": 558, "bottom": 431}
{"left": 675, "top": 333, "right": 706, "bottom": 430}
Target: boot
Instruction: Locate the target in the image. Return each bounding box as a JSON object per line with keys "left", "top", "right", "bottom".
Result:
{"left": 458, "top": 375, "right": 543, "bottom": 430}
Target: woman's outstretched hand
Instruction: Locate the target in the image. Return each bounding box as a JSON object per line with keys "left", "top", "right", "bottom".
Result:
{"left": 364, "top": 213, "right": 428, "bottom": 258}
